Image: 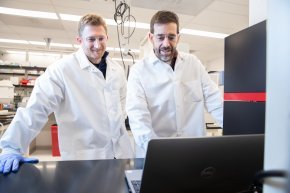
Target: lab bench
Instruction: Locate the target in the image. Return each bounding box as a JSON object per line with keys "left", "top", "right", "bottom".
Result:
{"left": 0, "top": 158, "right": 144, "bottom": 193}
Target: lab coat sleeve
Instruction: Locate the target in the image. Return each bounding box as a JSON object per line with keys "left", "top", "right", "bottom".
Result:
{"left": 0, "top": 65, "right": 64, "bottom": 154}
{"left": 198, "top": 59, "right": 224, "bottom": 127}
{"left": 126, "top": 66, "right": 156, "bottom": 155}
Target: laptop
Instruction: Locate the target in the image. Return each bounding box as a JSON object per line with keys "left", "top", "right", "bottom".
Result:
{"left": 125, "top": 134, "right": 264, "bottom": 193}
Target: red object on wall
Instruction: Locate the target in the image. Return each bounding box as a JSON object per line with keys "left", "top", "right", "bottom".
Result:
{"left": 20, "top": 79, "right": 29, "bottom": 85}
{"left": 224, "top": 92, "right": 266, "bottom": 102}
{"left": 51, "top": 124, "right": 60, "bottom": 156}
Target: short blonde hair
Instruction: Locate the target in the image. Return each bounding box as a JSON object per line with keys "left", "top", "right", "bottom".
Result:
{"left": 78, "top": 13, "right": 107, "bottom": 36}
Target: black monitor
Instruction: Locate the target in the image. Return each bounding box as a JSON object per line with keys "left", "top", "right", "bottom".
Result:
{"left": 139, "top": 134, "right": 264, "bottom": 193}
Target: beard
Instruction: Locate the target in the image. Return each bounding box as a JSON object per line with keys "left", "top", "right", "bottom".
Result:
{"left": 154, "top": 46, "right": 176, "bottom": 63}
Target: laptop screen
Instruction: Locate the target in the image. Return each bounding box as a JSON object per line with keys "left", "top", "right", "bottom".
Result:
{"left": 138, "top": 134, "right": 264, "bottom": 193}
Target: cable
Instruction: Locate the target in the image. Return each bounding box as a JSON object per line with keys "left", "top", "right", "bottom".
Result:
{"left": 235, "top": 170, "right": 288, "bottom": 193}
{"left": 113, "top": 0, "right": 136, "bottom": 39}
{"left": 254, "top": 170, "right": 287, "bottom": 185}
{"left": 127, "top": 51, "right": 135, "bottom": 64}
{"left": 115, "top": 16, "right": 126, "bottom": 70}
{"left": 125, "top": 51, "right": 135, "bottom": 79}
{"left": 113, "top": 0, "right": 137, "bottom": 71}
{"left": 121, "top": 15, "right": 136, "bottom": 39}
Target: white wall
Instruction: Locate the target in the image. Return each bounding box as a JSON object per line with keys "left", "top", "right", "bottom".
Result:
{"left": 264, "top": 1, "right": 290, "bottom": 193}
{"left": 139, "top": 35, "right": 153, "bottom": 60}
{"left": 249, "top": 0, "right": 267, "bottom": 26}
{"left": 249, "top": 1, "right": 289, "bottom": 192}
{"left": 205, "top": 57, "right": 224, "bottom": 72}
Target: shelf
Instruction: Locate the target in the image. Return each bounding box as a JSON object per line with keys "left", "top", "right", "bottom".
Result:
{"left": 0, "top": 72, "right": 41, "bottom": 77}
{"left": 13, "top": 84, "right": 34, "bottom": 88}
{"left": 0, "top": 65, "right": 46, "bottom": 71}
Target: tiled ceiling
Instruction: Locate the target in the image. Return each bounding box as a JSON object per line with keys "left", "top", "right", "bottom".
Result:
{"left": 0, "top": 0, "right": 249, "bottom": 68}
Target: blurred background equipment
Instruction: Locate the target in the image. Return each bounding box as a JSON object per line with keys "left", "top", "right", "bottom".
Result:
{"left": 0, "top": 79, "right": 14, "bottom": 104}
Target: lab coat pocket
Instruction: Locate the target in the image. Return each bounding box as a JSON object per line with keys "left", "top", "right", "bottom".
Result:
{"left": 182, "top": 80, "right": 203, "bottom": 102}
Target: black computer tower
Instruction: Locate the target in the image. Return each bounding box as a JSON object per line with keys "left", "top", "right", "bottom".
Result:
{"left": 223, "top": 20, "right": 266, "bottom": 135}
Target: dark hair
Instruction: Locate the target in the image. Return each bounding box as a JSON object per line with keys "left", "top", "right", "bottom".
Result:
{"left": 150, "top": 10, "right": 179, "bottom": 34}
{"left": 78, "top": 13, "right": 107, "bottom": 36}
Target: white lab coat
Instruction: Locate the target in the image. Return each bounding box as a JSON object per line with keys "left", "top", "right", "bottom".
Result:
{"left": 126, "top": 52, "right": 223, "bottom": 157}
{"left": 0, "top": 48, "right": 134, "bottom": 160}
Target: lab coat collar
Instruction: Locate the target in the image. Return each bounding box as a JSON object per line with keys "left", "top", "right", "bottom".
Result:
{"left": 148, "top": 51, "right": 160, "bottom": 65}
{"left": 175, "top": 51, "right": 186, "bottom": 65}
{"left": 76, "top": 48, "right": 93, "bottom": 70}
{"left": 76, "top": 48, "right": 117, "bottom": 81}
{"left": 75, "top": 48, "right": 113, "bottom": 78}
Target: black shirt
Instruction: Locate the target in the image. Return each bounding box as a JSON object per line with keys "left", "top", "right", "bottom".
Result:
{"left": 93, "top": 51, "right": 109, "bottom": 79}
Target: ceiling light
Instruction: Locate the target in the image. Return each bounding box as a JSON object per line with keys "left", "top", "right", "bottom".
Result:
{"left": 6, "top": 50, "right": 61, "bottom": 57}
{"left": 29, "top": 41, "right": 73, "bottom": 48}
{"left": 180, "top": 28, "right": 228, "bottom": 39}
{"left": 29, "top": 41, "right": 46, "bottom": 46}
{"left": 50, "top": 43, "right": 73, "bottom": 48}
{"left": 134, "top": 22, "right": 150, "bottom": 29}
{"left": 59, "top": 13, "right": 146, "bottom": 29}
{"left": 59, "top": 14, "right": 117, "bottom": 26}
{"left": 59, "top": 13, "right": 81, "bottom": 21}
{"left": 73, "top": 44, "right": 80, "bottom": 48}
{"left": 124, "top": 22, "right": 149, "bottom": 29}
{"left": 0, "top": 38, "right": 28, "bottom": 44}
{"left": 106, "top": 47, "right": 115, "bottom": 51}
{"left": 6, "top": 50, "right": 26, "bottom": 54}
{"left": 104, "top": 19, "right": 117, "bottom": 26}
{"left": 130, "top": 49, "right": 141, "bottom": 53}
{"left": 0, "top": 7, "right": 58, "bottom": 20}
{"left": 29, "top": 52, "right": 60, "bottom": 57}
{"left": 2, "top": 39, "right": 73, "bottom": 48}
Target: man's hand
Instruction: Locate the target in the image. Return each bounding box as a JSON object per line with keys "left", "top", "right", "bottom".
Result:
{"left": 0, "top": 153, "right": 39, "bottom": 174}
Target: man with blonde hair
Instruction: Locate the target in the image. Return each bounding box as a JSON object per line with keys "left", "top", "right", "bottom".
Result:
{"left": 0, "top": 13, "right": 134, "bottom": 174}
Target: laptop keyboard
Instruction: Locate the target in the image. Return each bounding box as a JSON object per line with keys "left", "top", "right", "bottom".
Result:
{"left": 131, "top": 180, "right": 141, "bottom": 193}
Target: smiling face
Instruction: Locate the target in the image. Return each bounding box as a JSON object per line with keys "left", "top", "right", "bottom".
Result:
{"left": 76, "top": 24, "right": 108, "bottom": 64}
{"left": 149, "top": 22, "right": 180, "bottom": 64}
